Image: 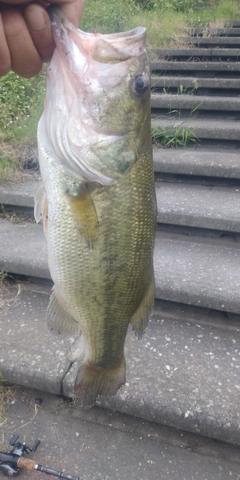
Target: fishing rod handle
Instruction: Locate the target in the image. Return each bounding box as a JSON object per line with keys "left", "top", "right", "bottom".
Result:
{"left": 17, "top": 456, "right": 83, "bottom": 479}
{"left": 17, "top": 457, "right": 35, "bottom": 471}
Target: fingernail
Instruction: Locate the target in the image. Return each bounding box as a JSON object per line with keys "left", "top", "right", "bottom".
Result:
{"left": 26, "top": 6, "right": 46, "bottom": 31}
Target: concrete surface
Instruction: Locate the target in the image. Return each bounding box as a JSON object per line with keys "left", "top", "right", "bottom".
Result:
{"left": 2, "top": 220, "right": 240, "bottom": 314}
{"left": 155, "top": 232, "right": 240, "bottom": 314}
{"left": 150, "top": 47, "right": 240, "bottom": 57}
{"left": 151, "top": 61, "right": 240, "bottom": 72}
{"left": 0, "top": 281, "right": 240, "bottom": 446}
{"left": 1, "top": 387, "right": 240, "bottom": 480}
{"left": 179, "top": 36, "right": 240, "bottom": 46}
{"left": 0, "top": 220, "right": 50, "bottom": 280}
{"left": 189, "top": 27, "right": 240, "bottom": 36}
{"left": 153, "top": 148, "right": 240, "bottom": 178}
{"left": 156, "top": 182, "right": 240, "bottom": 231}
{"left": 152, "top": 117, "right": 240, "bottom": 141}
{"left": 0, "top": 180, "right": 40, "bottom": 208}
{"left": 152, "top": 76, "right": 240, "bottom": 90}
{"left": 151, "top": 93, "right": 240, "bottom": 111}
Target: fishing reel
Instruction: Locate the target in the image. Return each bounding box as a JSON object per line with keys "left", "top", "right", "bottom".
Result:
{"left": 0, "top": 434, "right": 82, "bottom": 479}
{"left": 0, "top": 434, "right": 40, "bottom": 476}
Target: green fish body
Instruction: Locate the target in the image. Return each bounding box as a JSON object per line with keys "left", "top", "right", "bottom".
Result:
{"left": 35, "top": 8, "right": 156, "bottom": 406}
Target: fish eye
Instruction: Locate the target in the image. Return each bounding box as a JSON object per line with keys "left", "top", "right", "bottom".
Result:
{"left": 132, "top": 74, "right": 148, "bottom": 95}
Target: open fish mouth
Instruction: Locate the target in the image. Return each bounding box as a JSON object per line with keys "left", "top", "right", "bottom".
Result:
{"left": 48, "top": 6, "right": 146, "bottom": 63}
{"left": 41, "top": 7, "right": 150, "bottom": 186}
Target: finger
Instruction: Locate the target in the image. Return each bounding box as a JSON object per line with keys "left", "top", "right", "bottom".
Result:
{"left": 24, "top": 4, "right": 55, "bottom": 62}
{"left": 48, "top": 0, "right": 85, "bottom": 27}
{"left": 2, "top": 8, "right": 42, "bottom": 77}
{"left": 1, "top": 0, "right": 32, "bottom": 4}
{"left": 0, "top": 13, "right": 11, "bottom": 76}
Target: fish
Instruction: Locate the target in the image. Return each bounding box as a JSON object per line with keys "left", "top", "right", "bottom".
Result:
{"left": 35, "top": 7, "right": 156, "bottom": 407}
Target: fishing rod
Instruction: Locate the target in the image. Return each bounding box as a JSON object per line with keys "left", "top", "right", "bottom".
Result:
{"left": 0, "top": 434, "right": 83, "bottom": 479}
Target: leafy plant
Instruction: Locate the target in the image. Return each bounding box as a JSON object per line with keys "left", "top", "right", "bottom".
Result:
{"left": 152, "top": 104, "right": 201, "bottom": 147}
{"left": 152, "top": 122, "right": 198, "bottom": 147}
{"left": 0, "top": 70, "right": 45, "bottom": 141}
{"left": 0, "top": 156, "right": 20, "bottom": 184}
{"left": 81, "top": 0, "right": 140, "bottom": 33}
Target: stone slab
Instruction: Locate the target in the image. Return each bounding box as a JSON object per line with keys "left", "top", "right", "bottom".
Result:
{"left": 94, "top": 307, "right": 240, "bottom": 445}
{"left": 153, "top": 147, "right": 240, "bottom": 178}
{"left": 0, "top": 179, "right": 40, "bottom": 208}
{"left": 3, "top": 388, "right": 240, "bottom": 480}
{"left": 0, "top": 284, "right": 70, "bottom": 394}
{"left": 150, "top": 47, "right": 240, "bottom": 58}
{"left": 156, "top": 182, "right": 240, "bottom": 231}
{"left": 152, "top": 76, "right": 240, "bottom": 90}
{"left": 151, "top": 93, "right": 240, "bottom": 111}
{"left": 2, "top": 221, "right": 240, "bottom": 314}
{"left": 189, "top": 27, "right": 240, "bottom": 36}
{"left": 152, "top": 117, "right": 240, "bottom": 141}
{"left": 1, "top": 281, "right": 240, "bottom": 446}
{"left": 179, "top": 36, "right": 240, "bottom": 46}
{"left": 0, "top": 219, "right": 50, "bottom": 279}
{"left": 151, "top": 61, "right": 240, "bottom": 72}
{"left": 155, "top": 232, "right": 240, "bottom": 314}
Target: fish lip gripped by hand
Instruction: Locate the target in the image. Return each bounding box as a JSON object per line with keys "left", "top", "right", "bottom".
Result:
{"left": 36, "top": 7, "right": 156, "bottom": 407}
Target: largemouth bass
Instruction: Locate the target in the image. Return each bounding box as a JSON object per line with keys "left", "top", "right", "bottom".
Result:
{"left": 35, "top": 7, "right": 156, "bottom": 406}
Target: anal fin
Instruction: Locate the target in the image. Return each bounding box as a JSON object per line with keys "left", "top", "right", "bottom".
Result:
{"left": 130, "top": 271, "right": 155, "bottom": 338}
{"left": 47, "top": 287, "right": 80, "bottom": 336}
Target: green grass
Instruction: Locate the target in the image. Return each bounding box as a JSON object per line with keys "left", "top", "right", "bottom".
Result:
{"left": 152, "top": 122, "right": 199, "bottom": 147}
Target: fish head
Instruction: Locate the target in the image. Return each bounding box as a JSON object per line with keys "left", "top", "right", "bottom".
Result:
{"left": 39, "top": 8, "right": 151, "bottom": 185}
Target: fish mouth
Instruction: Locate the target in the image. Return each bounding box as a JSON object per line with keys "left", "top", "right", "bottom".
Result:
{"left": 48, "top": 6, "right": 146, "bottom": 62}
{"left": 42, "top": 7, "right": 149, "bottom": 186}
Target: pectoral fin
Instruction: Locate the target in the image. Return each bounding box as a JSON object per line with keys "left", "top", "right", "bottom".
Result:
{"left": 68, "top": 184, "right": 99, "bottom": 245}
{"left": 34, "top": 184, "right": 48, "bottom": 236}
{"left": 130, "top": 271, "right": 155, "bottom": 338}
{"left": 47, "top": 287, "right": 80, "bottom": 336}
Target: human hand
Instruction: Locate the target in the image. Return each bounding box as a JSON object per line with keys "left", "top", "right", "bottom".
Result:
{"left": 0, "top": 0, "right": 85, "bottom": 77}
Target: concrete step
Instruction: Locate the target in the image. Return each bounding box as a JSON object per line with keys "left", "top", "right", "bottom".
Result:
{"left": 178, "top": 36, "right": 240, "bottom": 47}
{"left": 153, "top": 147, "right": 240, "bottom": 178}
{"left": 189, "top": 27, "right": 240, "bottom": 37}
{"left": 225, "top": 20, "right": 240, "bottom": 27}
{"left": 1, "top": 280, "right": 240, "bottom": 446}
{"left": 156, "top": 182, "right": 240, "bottom": 232}
{"left": 4, "top": 388, "right": 240, "bottom": 480}
{"left": 2, "top": 178, "right": 240, "bottom": 232}
{"left": 151, "top": 76, "right": 240, "bottom": 92}
{"left": 1, "top": 220, "right": 240, "bottom": 314}
{"left": 155, "top": 230, "right": 240, "bottom": 314}
{"left": 152, "top": 117, "right": 240, "bottom": 142}
{"left": 151, "top": 93, "right": 240, "bottom": 112}
{"left": 151, "top": 60, "right": 240, "bottom": 73}
{"left": 150, "top": 47, "right": 240, "bottom": 59}
{"left": 0, "top": 179, "right": 40, "bottom": 208}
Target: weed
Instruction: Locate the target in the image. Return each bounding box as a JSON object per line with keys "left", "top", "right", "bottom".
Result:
{"left": 152, "top": 104, "right": 201, "bottom": 147}
{"left": 0, "top": 69, "right": 45, "bottom": 143}
{"left": 0, "top": 377, "right": 19, "bottom": 427}
{"left": 0, "top": 155, "right": 20, "bottom": 185}
{"left": 152, "top": 122, "right": 198, "bottom": 147}
{"left": 80, "top": 0, "right": 140, "bottom": 33}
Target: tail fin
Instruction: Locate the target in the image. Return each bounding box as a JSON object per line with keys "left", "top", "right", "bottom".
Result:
{"left": 74, "top": 358, "right": 126, "bottom": 407}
